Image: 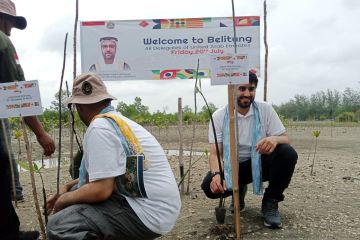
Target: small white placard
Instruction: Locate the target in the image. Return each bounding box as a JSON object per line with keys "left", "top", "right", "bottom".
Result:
{"left": 0, "top": 80, "right": 43, "bottom": 118}
{"left": 210, "top": 54, "right": 249, "bottom": 85}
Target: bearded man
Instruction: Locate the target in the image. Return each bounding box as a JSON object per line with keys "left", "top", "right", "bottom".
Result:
{"left": 201, "top": 71, "right": 298, "bottom": 229}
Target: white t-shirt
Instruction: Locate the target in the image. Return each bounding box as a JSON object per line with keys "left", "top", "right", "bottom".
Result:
{"left": 83, "top": 111, "right": 181, "bottom": 235}
{"left": 209, "top": 101, "right": 286, "bottom": 162}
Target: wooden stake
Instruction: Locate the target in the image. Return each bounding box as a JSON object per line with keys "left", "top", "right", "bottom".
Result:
{"left": 228, "top": 85, "right": 241, "bottom": 239}
{"left": 73, "top": 0, "right": 78, "bottom": 80}
{"left": 187, "top": 59, "right": 200, "bottom": 193}
{"left": 69, "top": 0, "right": 79, "bottom": 169}
{"left": 230, "top": 0, "right": 241, "bottom": 237}
{"left": 263, "top": 0, "right": 269, "bottom": 101}
{"left": 57, "top": 33, "right": 68, "bottom": 196}
{"left": 178, "top": 97, "right": 184, "bottom": 195}
{"left": 21, "top": 118, "right": 46, "bottom": 240}
{"left": 66, "top": 81, "right": 75, "bottom": 178}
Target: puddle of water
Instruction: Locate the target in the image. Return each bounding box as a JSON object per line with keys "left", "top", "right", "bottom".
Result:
{"left": 164, "top": 149, "right": 205, "bottom": 156}
{"left": 17, "top": 150, "right": 207, "bottom": 172}
{"left": 18, "top": 157, "right": 69, "bottom": 172}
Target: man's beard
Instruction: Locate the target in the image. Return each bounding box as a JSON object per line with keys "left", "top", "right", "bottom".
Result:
{"left": 237, "top": 96, "right": 254, "bottom": 109}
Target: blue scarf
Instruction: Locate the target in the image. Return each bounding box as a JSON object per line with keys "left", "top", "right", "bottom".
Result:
{"left": 222, "top": 102, "right": 263, "bottom": 195}
{"left": 78, "top": 105, "right": 116, "bottom": 187}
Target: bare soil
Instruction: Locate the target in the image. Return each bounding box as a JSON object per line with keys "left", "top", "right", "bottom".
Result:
{"left": 14, "top": 124, "right": 360, "bottom": 239}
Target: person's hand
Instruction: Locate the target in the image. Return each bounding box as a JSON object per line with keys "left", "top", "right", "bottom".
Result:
{"left": 46, "top": 193, "right": 59, "bottom": 215}
{"left": 36, "top": 133, "right": 55, "bottom": 156}
{"left": 256, "top": 136, "right": 277, "bottom": 155}
{"left": 46, "top": 185, "right": 69, "bottom": 214}
{"left": 53, "top": 194, "right": 69, "bottom": 213}
{"left": 210, "top": 174, "right": 227, "bottom": 194}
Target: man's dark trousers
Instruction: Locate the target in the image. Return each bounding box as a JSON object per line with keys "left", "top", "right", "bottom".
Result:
{"left": 201, "top": 144, "right": 298, "bottom": 201}
{"left": 0, "top": 131, "right": 20, "bottom": 240}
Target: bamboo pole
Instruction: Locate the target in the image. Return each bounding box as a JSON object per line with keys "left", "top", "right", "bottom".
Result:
{"left": 1, "top": 119, "right": 17, "bottom": 207}
{"left": 178, "top": 97, "right": 184, "bottom": 195}
{"left": 57, "top": 33, "right": 68, "bottom": 196}
{"left": 263, "top": 0, "right": 268, "bottom": 101}
{"left": 65, "top": 81, "right": 74, "bottom": 178}
{"left": 73, "top": 0, "right": 78, "bottom": 80}
{"left": 187, "top": 59, "right": 200, "bottom": 194}
{"left": 69, "top": 0, "right": 79, "bottom": 171}
{"left": 230, "top": 0, "right": 241, "bottom": 238}
{"left": 21, "top": 118, "right": 46, "bottom": 240}
{"left": 228, "top": 86, "right": 241, "bottom": 239}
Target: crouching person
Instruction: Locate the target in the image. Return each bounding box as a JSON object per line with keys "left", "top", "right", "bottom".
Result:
{"left": 46, "top": 73, "right": 181, "bottom": 240}
{"left": 201, "top": 71, "right": 297, "bottom": 229}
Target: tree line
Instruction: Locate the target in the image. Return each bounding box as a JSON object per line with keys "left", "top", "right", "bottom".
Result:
{"left": 9, "top": 92, "right": 217, "bottom": 132}
{"left": 10, "top": 87, "right": 360, "bottom": 133}
{"left": 273, "top": 87, "right": 360, "bottom": 122}
{"left": 116, "top": 97, "right": 217, "bottom": 126}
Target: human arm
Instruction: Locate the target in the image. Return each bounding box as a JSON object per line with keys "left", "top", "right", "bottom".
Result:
{"left": 46, "top": 179, "right": 79, "bottom": 214}
{"left": 0, "top": 37, "right": 54, "bottom": 154}
{"left": 256, "top": 132, "right": 289, "bottom": 155}
{"left": 256, "top": 103, "right": 290, "bottom": 155}
{"left": 23, "top": 116, "right": 55, "bottom": 156}
{"left": 209, "top": 143, "right": 227, "bottom": 194}
{"left": 49, "top": 178, "right": 115, "bottom": 214}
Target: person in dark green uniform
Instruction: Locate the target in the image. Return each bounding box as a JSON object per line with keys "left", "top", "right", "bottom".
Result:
{"left": 0, "top": 0, "right": 56, "bottom": 239}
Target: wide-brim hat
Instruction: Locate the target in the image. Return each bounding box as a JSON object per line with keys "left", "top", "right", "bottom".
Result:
{"left": 64, "top": 73, "right": 117, "bottom": 106}
{"left": 0, "top": 0, "right": 27, "bottom": 30}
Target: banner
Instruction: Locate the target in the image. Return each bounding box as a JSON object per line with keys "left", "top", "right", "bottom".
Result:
{"left": 80, "top": 16, "right": 260, "bottom": 81}
{"left": 0, "top": 80, "right": 43, "bottom": 118}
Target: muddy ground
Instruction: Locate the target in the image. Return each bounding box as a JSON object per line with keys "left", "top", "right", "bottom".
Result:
{"left": 13, "top": 123, "right": 360, "bottom": 239}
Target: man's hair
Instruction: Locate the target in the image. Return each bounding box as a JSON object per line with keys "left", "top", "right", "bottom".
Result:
{"left": 100, "top": 99, "right": 112, "bottom": 106}
{"left": 99, "top": 36, "right": 118, "bottom": 42}
{"left": 249, "top": 71, "right": 258, "bottom": 87}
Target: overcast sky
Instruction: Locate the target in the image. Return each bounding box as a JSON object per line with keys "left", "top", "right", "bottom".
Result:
{"left": 11, "top": 0, "right": 360, "bottom": 113}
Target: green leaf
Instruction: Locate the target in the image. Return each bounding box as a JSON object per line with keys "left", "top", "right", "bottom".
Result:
{"left": 14, "top": 130, "right": 23, "bottom": 139}
{"left": 18, "top": 161, "right": 30, "bottom": 171}
{"left": 33, "top": 162, "right": 39, "bottom": 171}
{"left": 312, "top": 130, "right": 321, "bottom": 138}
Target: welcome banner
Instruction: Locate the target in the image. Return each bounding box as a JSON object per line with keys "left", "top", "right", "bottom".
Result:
{"left": 80, "top": 16, "right": 260, "bottom": 81}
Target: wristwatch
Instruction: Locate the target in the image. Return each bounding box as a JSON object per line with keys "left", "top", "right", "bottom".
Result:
{"left": 211, "top": 171, "right": 221, "bottom": 179}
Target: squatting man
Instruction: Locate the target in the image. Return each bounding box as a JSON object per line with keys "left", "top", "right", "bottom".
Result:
{"left": 201, "top": 71, "right": 298, "bottom": 228}
{"left": 46, "top": 73, "right": 181, "bottom": 240}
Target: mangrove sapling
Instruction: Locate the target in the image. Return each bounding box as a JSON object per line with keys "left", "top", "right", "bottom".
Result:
{"left": 38, "top": 155, "right": 49, "bottom": 224}
{"left": 178, "top": 150, "right": 208, "bottom": 188}
{"left": 263, "top": 0, "right": 268, "bottom": 102}
{"left": 70, "top": 0, "right": 79, "bottom": 173}
{"left": 66, "top": 81, "right": 75, "bottom": 179}
{"left": 20, "top": 119, "right": 46, "bottom": 240}
{"left": 178, "top": 98, "right": 185, "bottom": 195}
{"left": 310, "top": 130, "right": 321, "bottom": 175}
{"left": 187, "top": 59, "right": 201, "bottom": 194}
{"left": 14, "top": 129, "right": 23, "bottom": 161}
{"left": 57, "top": 33, "right": 68, "bottom": 196}
{"left": 18, "top": 156, "right": 48, "bottom": 224}
{"left": 195, "top": 79, "right": 226, "bottom": 224}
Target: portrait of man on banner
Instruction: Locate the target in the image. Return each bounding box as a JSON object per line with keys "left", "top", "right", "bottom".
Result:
{"left": 89, "top": 36, "right": 130, "bottom": 72}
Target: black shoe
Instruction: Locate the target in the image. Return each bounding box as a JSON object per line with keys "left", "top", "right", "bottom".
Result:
{"left": 229, "top": 185, "right": 247, "bottom": 213}
{"left": 12, "top": 194, "right": 24, "bottom": 202}
{"left": 19, "top": 231, "right": 39, "bottom": 240}
{"left": 261, "top": 198, "right": 282, "bottom": 229}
